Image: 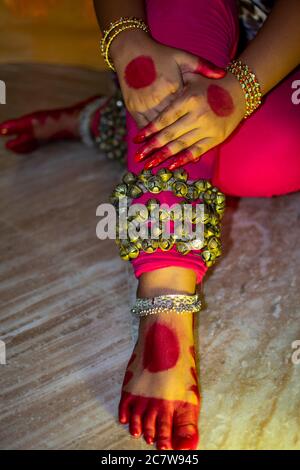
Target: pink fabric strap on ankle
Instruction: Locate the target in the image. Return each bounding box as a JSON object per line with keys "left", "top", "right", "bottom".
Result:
{"left": 131, "top": 248, "right": 208, "bottom": 284}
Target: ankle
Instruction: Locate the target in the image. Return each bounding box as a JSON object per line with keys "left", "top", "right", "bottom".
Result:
{"left": 137, "top": 267, "right": 197, "bottom": 298}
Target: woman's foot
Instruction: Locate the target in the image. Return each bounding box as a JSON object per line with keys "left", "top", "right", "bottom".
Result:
{"left": 118, "top": 267, "right": 200, "bottom": 450}
{"left": 0, "top": 95, "right": 100, "bottom": 154}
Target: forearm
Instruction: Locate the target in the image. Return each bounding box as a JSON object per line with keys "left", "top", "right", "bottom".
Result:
{"left": 240, "top": 0, "right": 300, "bottom": 96}
{"left": 93, "top": 0, "right": 148, "bottom": 61}
{"left": 93, "top": 0, "right": 146, "bottom": 30}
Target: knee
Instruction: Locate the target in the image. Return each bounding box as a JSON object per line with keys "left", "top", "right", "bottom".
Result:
{"left": 214, "top": 115, "right": 300, "bottom": 197}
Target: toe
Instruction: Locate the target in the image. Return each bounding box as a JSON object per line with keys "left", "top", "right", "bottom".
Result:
{"left": 118, "top": 391, "right": 133, "bottom": 424}
{"left": 156, "top": 408, "right": 173, "bottom": 450}
{"left": 172, "top": 423, "right": 199, "bottom": 450}
{"left": 0, "top": 117, "right": 32, "bottom": 135}
{"left": 6, "top": 134, "right": 38, "bottom": 154}
{"left": 129, "top": 399, "right": 148, "bottom": 438}
{"left": 172, "top": 403, "right": 199, "bottom": 450}
{"left": 142, "top": 406, "right": 157, "bottom": 445}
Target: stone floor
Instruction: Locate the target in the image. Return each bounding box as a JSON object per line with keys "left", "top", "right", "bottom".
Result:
{"left": 0, "top": 64, "right": 299, "bottom": 450}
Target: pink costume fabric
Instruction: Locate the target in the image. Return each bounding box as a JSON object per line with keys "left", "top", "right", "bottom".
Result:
{"left": 125, "top": 0, "right": 300, "bottom": 284}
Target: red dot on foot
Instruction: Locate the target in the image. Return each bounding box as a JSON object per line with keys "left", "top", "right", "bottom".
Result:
{"left": 143, "top": 323, "right": 180, "bottom": 372}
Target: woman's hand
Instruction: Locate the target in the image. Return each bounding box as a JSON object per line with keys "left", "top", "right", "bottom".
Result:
{"left": 110, "top": 29, "right": 226, "bottom": 128}
{"left": 132, "top": 71, "right": 246, "bottom": 169}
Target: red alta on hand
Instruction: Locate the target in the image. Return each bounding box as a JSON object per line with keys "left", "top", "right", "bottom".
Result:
{"left": 124, "top": 56, "right": 157, "bottom": 89}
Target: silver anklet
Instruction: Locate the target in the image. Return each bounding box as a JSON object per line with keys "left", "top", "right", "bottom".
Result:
{"left": 131, "top": 294, "right": 201, "bottom": 317}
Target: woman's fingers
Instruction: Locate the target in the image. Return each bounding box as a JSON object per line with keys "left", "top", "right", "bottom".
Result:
{"left": 133, "top": 112, "right": 150, "bottom": 129}
{"left": 133, "top": 92, "right": 187, "bottom": 143}
{"left": 145, "top": 138, "right": 210, "bottom": 170}
{"left": 168, "top": 140, "right": 211, "bottom": 170}
{"left": 135, "top": 116, "right": 196, "bottom": 163}
{"left": 176, "top": 51, "right": 226, "bottom": 80}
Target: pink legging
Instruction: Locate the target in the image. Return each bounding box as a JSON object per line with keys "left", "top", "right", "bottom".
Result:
{"left": 125, "top": 0, "right": 300, "bottom": 284}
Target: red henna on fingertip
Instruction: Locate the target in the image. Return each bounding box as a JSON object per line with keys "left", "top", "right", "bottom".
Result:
{"left": 125, "top": 56, "right": 157, "bottom": 89}
{"left": 207, "top": 84, "right": 234, "bottom": 117}
{"left": 133, "top": 123, "right": 157, "bottom": 144}
{"left": 143, "top": 146, "right": 173, "bottom": 168}
{"left": 193, "top": 57, "right": 226, "bottom": 79}
{"left": 134, "top": 137, "right": 161, "bottom": 162}
{"left": 168, "top": 150, "right": 195, "bottom": 170}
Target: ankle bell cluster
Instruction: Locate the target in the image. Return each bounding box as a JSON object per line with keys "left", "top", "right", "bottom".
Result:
{"left": 78, "top": 89, "right": 127, "bottom": 163}
{"left": 110, "top": 168, "right": 226, "bottom": 267}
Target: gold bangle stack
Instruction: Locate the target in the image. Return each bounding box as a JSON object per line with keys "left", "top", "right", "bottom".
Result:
{"left": 110, "top": 168, "right": 226, "bottom": 268}
{"left": 100, "top": 17, "right": 149, "bottom": 72}
{"left": 227, "top": 59, "right": 262, "bottom": 119}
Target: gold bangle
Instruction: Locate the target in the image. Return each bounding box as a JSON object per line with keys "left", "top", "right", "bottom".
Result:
{"left": 100, "top": 17, "right": 149, "bottom": 72}
{"left": 227, "top": 59, "right": 262, "bottom": 119}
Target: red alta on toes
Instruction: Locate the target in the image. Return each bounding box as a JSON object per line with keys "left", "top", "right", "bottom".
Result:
{"left": 118, "top": 320, "right": 201, "bottom": 450}
{"left": 119, "top": 392, "right": 200, "bottom": 450}
{"left": 0, "top": 95, "right": 100, "bottom": 154}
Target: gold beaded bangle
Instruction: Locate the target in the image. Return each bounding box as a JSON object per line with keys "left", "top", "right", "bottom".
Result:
{"left": 100, "top": 17, "right": 149, "bottom": 72}
{"left": 100, "top": 17, "right": 147, "bottom": 53}
{"left": 227, "top": 59, "right": 262, "bottom": 119}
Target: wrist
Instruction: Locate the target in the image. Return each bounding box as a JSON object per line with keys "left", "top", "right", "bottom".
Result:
{"left": 110, "top": 29, "right": 152, "bottom": 63}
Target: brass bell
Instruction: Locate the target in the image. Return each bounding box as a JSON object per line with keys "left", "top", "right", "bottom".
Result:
{"left": 173, "top": 168, "right": 188, "bottom": 182}
{"left": 201, "top": 249, "right": 212, "bottom": 262}
{"left": 189, "top": 238, "right": 204, "bottom": 250}
{"left": 170, "top": 205, "right": 183, "bottom": 221}
{"left": 114, "top": 183, "right": 128, "bottom": 198}
{"left": 127, "top": 224, "right": 140, "bottom": 243}
{"left": 216, "top": 191, "right": 226, "bottom": 205}
{"left": 156, "top": 168, "right": 173, "bottom": 183}
{"left": 194, "top": 179, "right": 207, "bottom": 192}
{"left": 128, "top": 184, "right": 143, "bottom": 199}
{"left": 122, "top": 172, "right": 136, "bottom": 185}
{"left": 191, "top": 206, "right": 206, "bottom": 224}
{"left": 146, "top": 198, "right": 160, "bottom": 212}
{"left": 172, "top": 181, "right": 188, "bottom": 197}
{"left": 159, "top": 207, "right": 170, "bottom": 221}
{"left": 147, "top": 176, "right": 164, "bottom": 194}
{"left": 128, "top": 242, "right": 140, "bottom": 259}
{"left": 150, "top": 224, "right": 162, "bottom": 239}
{"left": 209, "top": 214, "right": 219, "bottom": 226}
{"left": 216, "top": 205, "right": 225, "bottom": 217}
{"left": 133, "top": 209, "right": 148, "bottom": 223}
{"left": 203, "top": 190, "right": 213, "bottom": 204}
{"left": 138, "top": 169, "right": 153, "bottom": 184}
{"left": 119, "top": 242, "right": 130, "bottom": 261}
{"left": 214, "top": 227, "right": 221, "bottom": 238}
{"left": 141, "top": 239, "right": 158, "bottom": 253}
{"left": 176, "top": 241, "right": 190, "bottom": 255}
{"left": 204, "top": 226, "right": 216, "bottom": 239}
{"left": 159, "top": 238, "right": 174, "bottom": 251}
{"left": 135, "top": 238, "right": 143, "bottom": 250}
{"left": 208, "top": 237, "right": 221, "bottom": 252}
{"left": 186, "top": 184, "right": 199, "bottom": 200}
